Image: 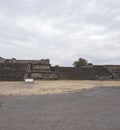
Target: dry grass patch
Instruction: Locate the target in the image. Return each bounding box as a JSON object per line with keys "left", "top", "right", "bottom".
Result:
{"left": 0, "top": 80, "right": 120, "bottom": 96}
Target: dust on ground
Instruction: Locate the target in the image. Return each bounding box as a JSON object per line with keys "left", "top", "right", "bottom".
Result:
{"left": 0, "top": 80, "right": 120, "bottom": 96}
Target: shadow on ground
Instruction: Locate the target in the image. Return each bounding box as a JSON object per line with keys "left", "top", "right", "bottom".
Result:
{"left": 0, "top": 86, "right": 120, "bottom": 130}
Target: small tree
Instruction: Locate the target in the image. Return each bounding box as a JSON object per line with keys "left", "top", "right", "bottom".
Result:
{"left": 88, "top": 63, "right": 93, "bottom": 66}
{"left": 73, "top": 58, "right": 88, "bottom": 67}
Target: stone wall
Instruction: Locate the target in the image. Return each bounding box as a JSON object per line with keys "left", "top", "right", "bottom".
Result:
{"left": 0, "top": 63, "right": 27, "bottom": 81}
{"left": 0, "top": 58, "right": 56, "bottom": 81}
{"left": 52, "top": 66, "right": 113, "bottom": 80}
{"left": 0, "top": 57, "right": 49, "bottom": 64}
{"left": 0, "top": 57, "right": 120, "bottom": 81}
{"left": 29, "top": 64, "right": 58, "bottom": 80}
{"left": 105, "top": 65, "right": 120, "bottom": 80}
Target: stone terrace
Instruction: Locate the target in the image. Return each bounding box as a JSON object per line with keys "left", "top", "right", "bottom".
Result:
{"left": 0, "top": 57, "right": 120, "bottom": 81}
{"left": 52, "top": 66, "right": 112, "bottom": 80}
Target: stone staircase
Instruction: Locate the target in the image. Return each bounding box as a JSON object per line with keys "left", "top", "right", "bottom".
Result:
{"left": 25, "top": 61, "right": 58, "bottom": 80}
{"left": 0, "top": 59, "right": 58, "bottom": 81}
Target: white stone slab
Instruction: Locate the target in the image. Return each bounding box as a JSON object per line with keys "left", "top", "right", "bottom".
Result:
{"left": 25, "top": 78, "right": 34, "bottom": 83}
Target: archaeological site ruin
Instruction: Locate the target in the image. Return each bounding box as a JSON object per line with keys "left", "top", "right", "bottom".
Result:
{"left": 0, "top": 57, "right": 120, "bottom": 81}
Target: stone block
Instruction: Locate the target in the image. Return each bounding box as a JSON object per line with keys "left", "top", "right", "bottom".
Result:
{"left": 31, "top": 73, "right": 42, "bottom": 79}
{"left": 32, "top": 65, "right": 50, "bottom": 70}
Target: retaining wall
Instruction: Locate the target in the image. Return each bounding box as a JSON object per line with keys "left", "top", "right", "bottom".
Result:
{"left": 52, "top": 66, "right": 113, "bottom": 80}
{"left": 0, "top": 58, "right": 120, "bottom": 81}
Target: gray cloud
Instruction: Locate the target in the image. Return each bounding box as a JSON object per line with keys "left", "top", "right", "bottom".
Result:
{"left": 0, "top": 0, "right": 120, "bottom": 66}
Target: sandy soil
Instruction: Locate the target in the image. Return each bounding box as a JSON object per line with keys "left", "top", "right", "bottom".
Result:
{"left": 0, "top": 80, "right": 120, "bottom": 96}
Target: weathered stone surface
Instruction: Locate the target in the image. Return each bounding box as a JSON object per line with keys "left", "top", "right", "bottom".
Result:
{"left": 31, "top": 73, "right": 42, "bottom": 79}
{"left": 40, "top": 59, "right": 49, "bottom": 64}
{"left": 32, "top": 65, "right": 50, "bottom": 70}
{"left": 51, "top": 66, "right": 115, "bottom": 80}
{"left": 0, "top": 57, "right": 5, "bottom": 63}
{"left": 0, "top": 57, "right": 120, "bottom": 81}
{"left": 48, "top": 73, "right": 58, "bottom": 79}
{"left": 0, "top": 63, "right": 27, "bottom": 81}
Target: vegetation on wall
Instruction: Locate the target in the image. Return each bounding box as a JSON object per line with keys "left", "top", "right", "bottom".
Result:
{"left": 73, "top": 58, "right": 93, "bottom": 67}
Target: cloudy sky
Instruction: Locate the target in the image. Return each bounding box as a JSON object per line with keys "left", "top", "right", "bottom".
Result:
{"left": 0, "top": 0, "right": 120, "bottom": 66}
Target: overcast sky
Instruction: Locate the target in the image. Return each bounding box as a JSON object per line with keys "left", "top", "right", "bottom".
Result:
{"left": 0, "top": 0, "right": 120, "bottom": 66}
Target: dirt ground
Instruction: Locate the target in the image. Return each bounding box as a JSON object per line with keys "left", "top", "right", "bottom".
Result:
{"left": 0, "top": 80, "right": 120, "bottom": 96}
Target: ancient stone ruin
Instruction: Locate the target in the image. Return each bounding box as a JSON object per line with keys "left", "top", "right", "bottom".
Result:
{"left": 0, "top": 57, "right": 120, "bottom": 81}
{"left": 0, "top": 57, "right": 58, "bottom": 81}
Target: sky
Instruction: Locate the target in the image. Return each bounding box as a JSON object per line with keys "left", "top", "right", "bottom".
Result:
{"left": 0, "top": 0, "right": 120, "bottom": 66}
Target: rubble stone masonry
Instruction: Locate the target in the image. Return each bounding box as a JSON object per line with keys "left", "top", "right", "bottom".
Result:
{"left": 0, "top": 57, "right": 120, "bottom": 81}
